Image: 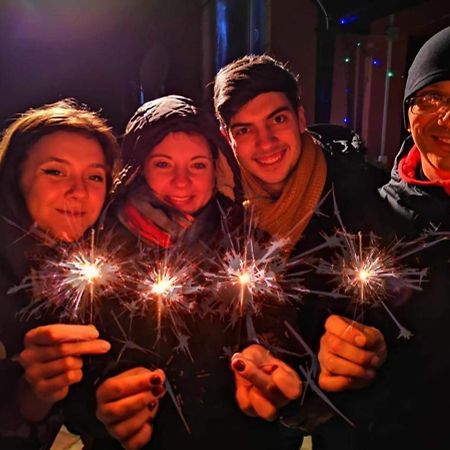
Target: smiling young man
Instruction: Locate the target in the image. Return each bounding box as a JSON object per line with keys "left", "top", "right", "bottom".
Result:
{"left": 213, "top": 55, "right": 396, "bottom": 444}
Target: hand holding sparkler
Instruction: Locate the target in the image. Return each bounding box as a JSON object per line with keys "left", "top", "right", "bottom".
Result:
{"left": 318, "top": 315, "right": 387, "bottom": 392}
{"left": 96, "top": 367, "right": 166, "bottom": 450}
{"left": 18, "top": 324, "right": 110, "bottom": 421}
{"left": 230, "top": 344, "right": 302, "bottom": 421}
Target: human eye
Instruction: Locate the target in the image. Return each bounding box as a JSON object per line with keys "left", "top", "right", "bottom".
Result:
{"left": 416, "top": 93, "right": 443, "bottom": 109}
{"left": 41, "top": 167, "right": 63, "bottom": 177}
{"left": 233, "top": 126, "right": 250, "bottom": 137}
{"left": 423, "top": 93, "right": 442, "bottom": 104}
{"left": 88, "top": 172, "right": 105, "bottom": 183}
{"left": 191, "top": 161, "right": 208, "bottom": 170}
{"left": 154, "top": 160, "right": 171, "bottom": 169}
{"left": 273, "top": 113, "right": 287, "bottom": 124}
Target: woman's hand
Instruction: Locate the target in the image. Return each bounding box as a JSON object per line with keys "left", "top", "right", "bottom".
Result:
{"left": 230, "top": 344, "right": 302, "bottom": 421}
{"left": 96, "top": 367, "right": 166, "bottom": 450}
{"left": 318, "top": 315, "right": 387, "bottom": 392}
{"left": 18, "top": 324, "right": 110, "bottom": 420}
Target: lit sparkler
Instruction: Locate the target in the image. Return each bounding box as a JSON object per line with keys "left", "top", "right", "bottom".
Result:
{"left": 314, "top": 194, "right": 449, "bottom": 339}
{"left": 203, "top": 223, "right": 291, "bottom": 340}
{"left": 134, "top": 251, "right": 202, "bottom": 356}
{"left": 12, "top": 230, "right": 127, "bottom": 323}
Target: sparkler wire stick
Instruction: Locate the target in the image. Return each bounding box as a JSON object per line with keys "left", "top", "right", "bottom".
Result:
{"left": 284, "top": 321, "right": 355, "bottom": 427}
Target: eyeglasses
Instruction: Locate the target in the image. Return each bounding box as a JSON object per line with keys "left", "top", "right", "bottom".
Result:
{"left": 407, "top": 93, "right": 450, "bottom": 115}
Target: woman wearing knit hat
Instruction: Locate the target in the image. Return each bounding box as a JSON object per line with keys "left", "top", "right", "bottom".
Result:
{"left": 60, "top": 95, "right": 301, "bottom": 450}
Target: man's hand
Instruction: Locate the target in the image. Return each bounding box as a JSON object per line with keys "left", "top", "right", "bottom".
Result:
{"left": 318, "top": 315, "right": 387, "bottom": 392}
{"left": 230, "top": 344, "right": 302, "bottom": 421}
{"left": 96, "top": 367, "right": 166, "bottom": 450}
{"left": 18, "top": 324, "right": 111, "bottom": 420}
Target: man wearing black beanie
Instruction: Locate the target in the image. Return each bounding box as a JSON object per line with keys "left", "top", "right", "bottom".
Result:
{"left": 314, "top": 26, "right": 450, "bottom": 450}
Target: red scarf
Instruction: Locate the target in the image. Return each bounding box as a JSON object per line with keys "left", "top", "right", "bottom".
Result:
{"left": 398, "top": 145, "right": 450, "bottom": 195}
{"left": 121, "top": 202, "right": 173, "bottom": 248}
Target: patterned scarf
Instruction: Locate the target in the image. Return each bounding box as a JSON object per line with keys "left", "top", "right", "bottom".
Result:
{"left": 240, "top": 132, "right": 327, "bottom": 249}
{"left": 117, "top": 181, "right": 194, "bottom": 248}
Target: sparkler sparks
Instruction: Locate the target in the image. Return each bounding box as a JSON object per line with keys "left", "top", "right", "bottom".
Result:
{"left": 133, "top": 251, "right": 202, "bottom": 356}
{"left": 12, "top": 231, "right": 127, "bottom": 323}
{"left": 314, "top": 194, "right": 450, "bottom": 339}
{"left": 203, "top": 226, "right": 291, "bottom": 340}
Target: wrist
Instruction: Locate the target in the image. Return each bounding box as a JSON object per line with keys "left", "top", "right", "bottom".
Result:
{"left": 18, "top": 377, "right": 55, "bottom": 422}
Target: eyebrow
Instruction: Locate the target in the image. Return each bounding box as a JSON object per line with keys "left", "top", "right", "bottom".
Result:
{"left": 230, "top": 106, "right": 293, "bottom": 131}
{"left": 41, "top": 156, "right": 106, "bottom": 169}
{"left": 149, "top": 154, "right": 213, "bottom": 160}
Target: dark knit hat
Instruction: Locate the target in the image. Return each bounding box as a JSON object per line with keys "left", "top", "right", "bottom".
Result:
{"left": 403, "top": 26, "right": 450, "bottom": 127}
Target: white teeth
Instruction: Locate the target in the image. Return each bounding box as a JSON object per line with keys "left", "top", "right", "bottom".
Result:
{"left": 436, "top": 137, "right": 450, "bottom": 144}
{"left": 255, "top": 150, "right": 284, "bottom": 165}
{"left": 169, "top": 196, "right": 190, "bottom": 202}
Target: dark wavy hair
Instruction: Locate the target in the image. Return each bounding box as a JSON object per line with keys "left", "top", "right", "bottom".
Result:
{"left": 213, "top": 54, "right": 301, "bottom": 128}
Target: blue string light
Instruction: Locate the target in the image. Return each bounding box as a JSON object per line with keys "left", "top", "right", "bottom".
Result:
{"left": 339, "top": 15, "right": 358, "bottom": 26}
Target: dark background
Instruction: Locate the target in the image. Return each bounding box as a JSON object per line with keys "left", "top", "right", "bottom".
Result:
{"left": 0, "top": 0, "right": 448, "bottom": 162}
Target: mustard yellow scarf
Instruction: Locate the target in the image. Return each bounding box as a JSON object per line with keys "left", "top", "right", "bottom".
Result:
{"left": 241, "top": 132, "right": 327, "bottom": 250}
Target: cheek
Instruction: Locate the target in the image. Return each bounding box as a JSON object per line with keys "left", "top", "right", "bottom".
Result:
{"left": 90, "top": 186, "right": 107, "bottom": 213}
{"left": 23, "top": 181, "right": 53, "bottom": 215}
{"left": 145, "top": 171, "right": 166, "bottom": 194}
{"left": 198, "top": 174, "right": 215, "bottom": 199}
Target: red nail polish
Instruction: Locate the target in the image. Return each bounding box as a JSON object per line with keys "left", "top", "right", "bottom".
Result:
{"left": 151, "top": 386, "right": 163, "bottom": 397}
{"left": 233, "top": 359, "right": 246, "bottom": 372}
{"left": 148, "top": 401, "right": 156, "bottom": 411}
{"left": 150, "top": 375, "right": 161, "bottom": 386}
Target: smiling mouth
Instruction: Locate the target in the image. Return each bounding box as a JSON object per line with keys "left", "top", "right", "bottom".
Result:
{"left": 435, "top": 136, "right": 450, "bottom": 145}
{"left": 56, "top": 209, "right": 86, "bottom": 217}
{"left": 166, "top": 195, "right": 193, "bottom": 205}
{"left": 254, "top": 149, "right": 286, "bottom": 166}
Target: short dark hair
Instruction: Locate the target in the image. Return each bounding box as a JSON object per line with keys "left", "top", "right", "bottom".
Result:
{"left": 213, "top": 54, "right": 301, "bottom": 128}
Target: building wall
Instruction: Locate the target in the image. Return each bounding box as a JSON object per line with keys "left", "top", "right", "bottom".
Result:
{"left": 269, "top": 0, "right": 318, "bottom": 121}
{"left": 331, "top": 0, "right": 449, "bottom": 168}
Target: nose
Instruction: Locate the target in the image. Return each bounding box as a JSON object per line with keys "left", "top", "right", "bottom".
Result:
{"left": 67, "top": 176, "right": 88, "bottom": 199}
{"left": 255, "top": 125, "right": 277, "bottom": 150}
{"left": 172, "top": 167, "right": 191, "bottom": 188}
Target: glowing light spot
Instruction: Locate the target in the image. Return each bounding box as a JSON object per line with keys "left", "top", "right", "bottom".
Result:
{"left": 79, "top": 262, "right": 101, "bottom": 283}
{"left": 358, "top": 269, "right": 370, "bottom": 282}
{"left": 152, "top": 277, "right": 174, "bottom": 296}
{"left": 239, "top": 271, "right": 251, "bottom": 285}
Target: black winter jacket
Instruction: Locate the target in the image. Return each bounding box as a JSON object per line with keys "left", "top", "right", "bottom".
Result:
{"left": 313, "top": 136, "right": 450, "bottom": 450}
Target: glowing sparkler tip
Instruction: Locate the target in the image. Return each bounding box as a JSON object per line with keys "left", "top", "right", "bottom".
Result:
{"left": 357, "top": 269, "right": 371, "bottom": 282}
{"left": 151, "top": 277, "right": 174, "bottom": 296}
{"left": 238, "top": 271, "right": 251, "bottom": 285}
{"left": 79, "top": 262, "right": 101, "bottom": 283}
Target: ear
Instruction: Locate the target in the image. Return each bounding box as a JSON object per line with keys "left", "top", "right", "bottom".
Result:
{"left": 297, "top": 106, "right": 307, "bottom": 134}
{"left": 220, "top": 125, "right": 231, "bottom": 144}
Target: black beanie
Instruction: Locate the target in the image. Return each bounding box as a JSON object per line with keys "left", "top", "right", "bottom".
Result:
{"left": 403, "top": 26, "right": 450, "bottom": 127}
